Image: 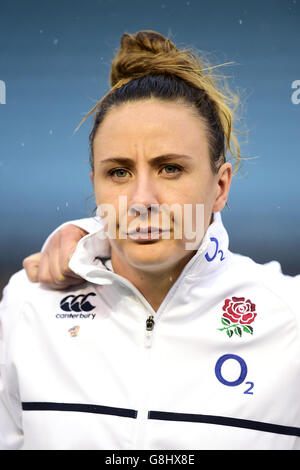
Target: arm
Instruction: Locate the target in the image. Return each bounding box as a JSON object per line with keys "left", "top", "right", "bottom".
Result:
{"left": 23, "top": 217, "right": 101, "bottom": 288}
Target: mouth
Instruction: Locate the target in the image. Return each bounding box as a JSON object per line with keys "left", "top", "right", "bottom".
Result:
{"left": 127, "top": 227, "right": 169, "bottom": 241}
{"left": 128, "top": 226, "right": 163, "bottom": 234}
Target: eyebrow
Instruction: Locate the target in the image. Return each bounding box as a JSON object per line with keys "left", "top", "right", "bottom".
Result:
{"left": 98, "top": 154, "right": 194, "bottom": 167}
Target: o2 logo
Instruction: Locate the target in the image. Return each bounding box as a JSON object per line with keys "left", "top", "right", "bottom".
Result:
{"left": 205, "top": 237, "right": 225, "bottom": 263}
{"left": 215, "top": 354, "right": 254, "bottom": 395}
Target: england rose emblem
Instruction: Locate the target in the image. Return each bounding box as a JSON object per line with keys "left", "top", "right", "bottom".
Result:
{"left": 218, "top": 296, "right": 257, "bottom": 338}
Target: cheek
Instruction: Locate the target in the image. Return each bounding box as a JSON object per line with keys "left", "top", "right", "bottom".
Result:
{"left": 93, "top": 183, "right": 101, "bottom": 205}
{"left": 179, "top": 180, "right": 217, "bottom": 233}
{"left": 179, "top": 179, "right": 216, "bottom": 209}
{"left": 93, "top": 182, "right": 119, "bottom": 206}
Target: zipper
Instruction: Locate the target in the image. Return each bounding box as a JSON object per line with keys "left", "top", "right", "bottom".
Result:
{"left": 144, "top": 315, "right": 155, "bottom": 348}
{"left": 89, "top": 234, "right": 208, "bottom": 318}
{"left": 92, "top": 254, "right": 207, "bottom": 447}
{"left": 133, "top": 313, "right": 155, "bottom": 449}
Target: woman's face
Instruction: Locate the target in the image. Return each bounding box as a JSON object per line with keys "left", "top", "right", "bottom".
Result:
{"left": 91, "top": 98, "right": 232, "bottom": 273}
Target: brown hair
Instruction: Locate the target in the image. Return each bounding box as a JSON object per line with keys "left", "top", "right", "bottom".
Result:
{"left": 76, "top": 30, "right": 242, "bottom": 175}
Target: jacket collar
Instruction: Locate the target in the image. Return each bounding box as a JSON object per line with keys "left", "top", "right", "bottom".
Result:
{"left": 69, "top": 211, "right": 230, "bottom": 286}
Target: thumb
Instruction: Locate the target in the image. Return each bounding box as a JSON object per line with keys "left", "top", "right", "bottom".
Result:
{"left": 23, "top": 252, "right": 42, "bottom": 282}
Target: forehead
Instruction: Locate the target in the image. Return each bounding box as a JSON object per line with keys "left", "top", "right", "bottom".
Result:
{"left": 92, "top": 99, "right": 210, "bottom": 159}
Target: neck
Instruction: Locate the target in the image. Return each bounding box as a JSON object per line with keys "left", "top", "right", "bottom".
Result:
{"left": 110, "top": 249, "right": 196, "bottom": 312}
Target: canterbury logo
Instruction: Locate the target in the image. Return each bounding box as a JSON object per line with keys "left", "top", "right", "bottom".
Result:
{"left": 60, "top": 293, "right": 96, "bottom": 312}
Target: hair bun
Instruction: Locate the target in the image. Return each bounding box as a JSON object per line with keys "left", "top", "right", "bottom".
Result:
{"left": 110, "top": 30, "right": 178, "bottom": 86}
{"left": 120, "top": 30, "right": 177, "bottom": 54}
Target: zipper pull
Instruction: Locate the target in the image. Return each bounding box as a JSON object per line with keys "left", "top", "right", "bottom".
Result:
{"left": 144, "top": 315, "right": 155, "bottom": 348}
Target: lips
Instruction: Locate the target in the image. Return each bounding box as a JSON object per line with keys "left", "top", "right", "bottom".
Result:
{"left": 126, "top": 226, "right": 170, "bottom": 241}
{"left": 127, "top": 227, "right": 163, "bottom": 235}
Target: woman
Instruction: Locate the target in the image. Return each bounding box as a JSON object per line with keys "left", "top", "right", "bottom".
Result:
{"left": 1, "top": 30, "right": 300, "bottom": 450}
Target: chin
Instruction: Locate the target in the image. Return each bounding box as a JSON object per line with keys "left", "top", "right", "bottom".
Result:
{"left": 125, "top": 241, "right": 174, "bottom": 266}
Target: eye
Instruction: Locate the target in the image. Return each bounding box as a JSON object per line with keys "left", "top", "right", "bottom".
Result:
{"left": 160, "top": 164, "right": 183, "bottom": 176}
{"left": 108, "top": 168, "right": 130, "bottom": 179}
{"left": 107, "top": 164, "right": 183, "bottom": 180}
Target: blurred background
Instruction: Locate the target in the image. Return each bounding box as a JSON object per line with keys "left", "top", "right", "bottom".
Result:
{"left": 0, "top": 0, "right": 300, "bottom": 298}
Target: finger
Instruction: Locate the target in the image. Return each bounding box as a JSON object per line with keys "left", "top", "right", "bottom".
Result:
{"left": 42, "top": 229, "right": 84, "bottom": 287}
{"left": 37, "top": 223, "right": 88, "bottom": 288}
{"left": 37, "top": 250, "right": 55, "bottom": 285}
{"left": 46, "top": 234, "right": 71, "bottom": 284}
{"left": 58, "top": 225, "right": 88, "bottom": 280}
{"left": 40, "top": 229, "right": 74, "bottom": 285}
{"left": 23, "top": 252, "right": 42, "bottom": 282}
{"left": 48, "top": 249, "right": 81, "bottom": 285}
{"left": 39, "top": 249, "right": 84, "bottom": 288}
{"left": 46, "top": 226, "right": 84, "bottom": 283}
{"left": 42, "top": 276, "right": 85, "bottom": 290}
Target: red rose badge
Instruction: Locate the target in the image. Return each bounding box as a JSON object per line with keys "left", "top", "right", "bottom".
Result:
{"left": 218, "top": 296, "right": 257, "bottom": 338}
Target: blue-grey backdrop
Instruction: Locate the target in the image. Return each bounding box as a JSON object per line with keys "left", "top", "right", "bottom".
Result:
{"left": 0, "top": 0, "right": 300, "bottom": 297}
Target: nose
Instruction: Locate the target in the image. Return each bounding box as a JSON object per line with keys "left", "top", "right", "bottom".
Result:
{"left": 128, "top": 171, "right": 160, "bottom": 220}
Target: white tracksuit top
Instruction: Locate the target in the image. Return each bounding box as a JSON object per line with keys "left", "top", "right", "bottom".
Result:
{"left": 1, "top": 212, "right": 300, "bottom": 450}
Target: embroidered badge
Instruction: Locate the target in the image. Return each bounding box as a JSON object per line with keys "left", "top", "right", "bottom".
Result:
{"left": 218, "top": 296, "right": 257, "bottom": 338}
{"left": 68, "top": 325, "right": 80, "bottom": 337}
{"left": 60, "top": 293, "right": 96, "bottom": 312}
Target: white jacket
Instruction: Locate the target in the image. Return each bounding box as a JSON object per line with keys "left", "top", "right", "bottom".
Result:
{"left": 0, "top": 212, "right": 300, "bottom": 450}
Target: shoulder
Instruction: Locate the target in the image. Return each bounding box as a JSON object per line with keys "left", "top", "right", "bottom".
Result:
{"left": 0, "top": 269, "right": 41, "bottom": 338}
{"left": 228, "top": 251, "right": 300, "bottom": 312}
{"left": 0, "top": 270, "right": 96, "bottom": 351}
{"left": 0, "top": 269, "right": 35, "bottom": 313}
{"left": 0, "top": 269, "right": 95, "bottom": 318}
{"left": 0, "top": 269, "right": 90, "bottom": 329}
{"left": 0, "top": 270, "right": 36, "bottom": 358}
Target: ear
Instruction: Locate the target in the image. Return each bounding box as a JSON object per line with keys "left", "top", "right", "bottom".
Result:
{"left": 89, "top": 171, "right": 94, "bottom": 185}
{"left": 212, "top": 162, "right": 232, "bottom": 212}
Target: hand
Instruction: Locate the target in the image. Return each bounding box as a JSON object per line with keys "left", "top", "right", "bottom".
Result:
{"left": 23, "top": 224, "right": 88, "bottom": 289}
